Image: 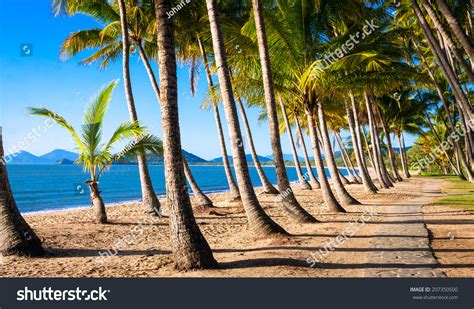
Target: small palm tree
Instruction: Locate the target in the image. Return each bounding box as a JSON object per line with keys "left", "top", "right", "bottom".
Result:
{"left": 28, "top": 80, "right": 163, "bottom": 224}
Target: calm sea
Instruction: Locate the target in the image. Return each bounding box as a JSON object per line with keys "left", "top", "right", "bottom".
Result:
{"left": 6, "top": 165, "right": 349, "bottom": 213}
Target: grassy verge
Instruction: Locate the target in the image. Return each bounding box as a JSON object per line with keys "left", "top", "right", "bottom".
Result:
{"left": 432, "top": 176, "right": 474, "bottom": 212}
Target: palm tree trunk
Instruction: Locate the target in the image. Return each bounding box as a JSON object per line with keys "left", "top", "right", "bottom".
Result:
{"left": 435, "top": 0, "right": 474, "bottom": 63}
{"left": 294, "top": 113, "right": 320, "bottom": 189}
{"left": 196, "top": 36, "right": 241, "bottom": 201}
{"left": 335, "top": 130, "right": 362, "bottom": 183}
{"left": 155, "top": 0, "right": 217, "bottom": 270}
{"left": 361, "top": 126, "right": 376, "bottom": 169}
{"left": 412, "top": 0, "right": 474, "bottom": 122}
{"left": 414, "top": 39, "right": 472, "bottom": 179}
{"left": 117, "top": 0, "right": 160, "bottom": 216}
{"left": 364, "top": 93, "right": 391, "bottom": 188}
{"left": 136, "top": 38, "right": 216, "bottom": 206}
{"left": 396, "top": 133, "right": 409, "bottom": 178}
{"left": 317, "top": 101, "right": 360, "bottom": 205}
{"left": 250, "top": 0, "right": 317, "bottom": 223}
{"left": 0, "top": 129, "right": 45, "bottom": 257}
{"left": 206, "top": 0, "right": 289, "bottom": 234}
{"left": 306, "top": 110, "right": 346, "bottom": 212}
{"left": 422, "top": 0, "right": 474, "bottom": 83}
{"left": 279, "top": 98, "right": 312, "bottom": 190}
{"left": 236, "top": 97, "right": 279, "bottom": 194}
{"left": 348, "top": 94, "right": 378, "bottom": 193}
{"left": 88, "top": 181, "right": 107, "bottom": 224}
{"left": 376, "top": 107, "right": 403, "bottom": 182}
{"left": 183, "top": 158, "right": 214, "bottom": 208}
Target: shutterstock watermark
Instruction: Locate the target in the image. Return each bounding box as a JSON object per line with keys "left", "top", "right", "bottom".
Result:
{"left": 306, "top": 206, "right": 377, "bottom": 267}
{"left": 17, "top": 287, "right": 110, "bottom": 302}
{"left": 412, "top": 119, "right": 474, "bottom": 173}
{"left": 95, "top": 214, "right": 161, "bottom": 264}
{"left": 321, "top": 19, "right": 379, "bottom": 69}
{"left": 1, "top": 119, "right": 55, "bottom": 165}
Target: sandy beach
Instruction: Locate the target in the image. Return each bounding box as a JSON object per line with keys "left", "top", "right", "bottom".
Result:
{"left": 1, "top": 177, "right": 472, "bottom": 278}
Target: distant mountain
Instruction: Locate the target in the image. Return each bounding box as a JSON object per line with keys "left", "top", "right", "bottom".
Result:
{"left": 8, "top": 149, "right": 208, "bottom": 165}
{"left": 56, "top": 158, "right": 74, "bottom": 165}
{"left": 5, "top": 151, "right": 47, "bottom": 165}
{"left": 42, "top": 149, "right": 79, "bottom": 162}
{"left": 210, "top": 154, "right": 273, "bottom": 164}
{"left": 265, "top": 154, "right": 304, "bottom": 162}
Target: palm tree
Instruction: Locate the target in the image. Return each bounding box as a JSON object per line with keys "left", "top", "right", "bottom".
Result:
{"left": 235, "top": 97, "right": 279, "bottom": 194}
{"left": 28, "top": 81, "right": 163, "bottom": 223}
{"left": 205, "top": 0, "right": 288, "bottom": 235}
{"left": 155, "top": 0, "right": 217, "bottom": 269}
{"left": 250, "top": 0, "right": 317, "bottom": 222}
{"left": 278, "top": 97, "right": 312, "bottom": 190}
{"left": 0, "top": 128, "right": 45, "bottom": 257}
{"left": 55, "top": 0, "right": 161, "bottom": 215}
{"left": 434, "top": 0, "right": 474, "bottom": 63}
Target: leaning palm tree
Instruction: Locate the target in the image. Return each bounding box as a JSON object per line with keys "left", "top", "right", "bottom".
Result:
{"left": 0, "top": 128, "right": 45, "bottom": 257}
{"left": 28, "top": 81, "right": 163, "bottom": 224}
{"left": 155, "top": 0, "right": 217, "bottom": 269}
{"left": 205, "top": 0, "right": 288, "bottom": 235}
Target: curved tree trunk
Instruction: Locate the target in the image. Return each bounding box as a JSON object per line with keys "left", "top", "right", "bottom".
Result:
{"left": 400, "top": 131, "right": 411, "bottom": 178}
{"left": 306, "top": 111, "right": 346, "bottom": 212}
{"left": 250, "top": 0, "right": 317, "bottom": 223}
{"left": 379, "top": 116, "right": 403, "bottom": 181}
{"left": 155, "top": 0, "right": 217, "bottom": 270}
{"left": 0, "top": 129, "right": 45, "bottom": 257}
{"left": 412, "top": 0, "right": 474, "bottom": 122}
{"left": 422, "top": 0, "right": 474, "bottom": 84}
{"left": 347, "top": 95, "right": 378, "bottom": 193}
{"left": 294, "top": 113, "right": 320, "bottom": 189}
{"left": 236, "top": 97, "right": 279, "bottom": 194}
{"left": 196, "top": 36, "right": 241, "bottom": 201}
{"left": 335, "top": 130, "right": 361, "bottom": 183}
{"left": 364, "top": 93, "right": 391, "bottom": 188}
{"left": 397, "top": 133, "right": 410, "bottom": 178}
{"left": 183, "top": 158, "right": 214, "bottom": 208}
{"left": 279, "top": 98, "right": 312, "bottom": 190}
{"left": 317, "top": 101, "right": 360, "bottom": 205}
{"left": 434, "top": 0, "right": 474, "bottom": 63}
{"left": 413, "top": 39, "right": 471, "bottom": 179}
{"left": 88, "top": 181, "right": 107, "bottom": 224}
{"left": 206, "top": 0, "right": 289, "bottom": 234}
{"left": 117, "top": 0, "right": 160, "bottom": 216}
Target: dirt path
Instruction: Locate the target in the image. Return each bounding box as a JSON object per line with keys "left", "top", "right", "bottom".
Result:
{"left": 364, "top": 179, "right": 446, "bottom": 277}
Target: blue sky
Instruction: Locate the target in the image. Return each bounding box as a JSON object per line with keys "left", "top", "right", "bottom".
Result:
{"left": 0, "top": 0, "right": 415, "bottom": 161}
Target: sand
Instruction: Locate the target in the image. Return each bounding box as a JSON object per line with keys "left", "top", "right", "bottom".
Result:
{"left": 0, "top": 177, "right": 472, "bottom": 278}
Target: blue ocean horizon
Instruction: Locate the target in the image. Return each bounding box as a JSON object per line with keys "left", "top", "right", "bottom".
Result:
{"left": 7, "top": 164, "right": 350, "bottom": 213}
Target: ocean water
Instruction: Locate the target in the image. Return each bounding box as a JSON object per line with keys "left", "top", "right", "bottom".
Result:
{"left": 6, "top": 164, "right": 350, "bottom": 213}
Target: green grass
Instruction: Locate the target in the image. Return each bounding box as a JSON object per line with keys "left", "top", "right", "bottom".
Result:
{"left": 431, "top": 176, "right": 474, "bottom": 212}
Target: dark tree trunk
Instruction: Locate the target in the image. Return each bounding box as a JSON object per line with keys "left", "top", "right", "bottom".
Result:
{"left": 206, "top": 0, "right": 289, "bottom": 234}
{"left": 88, "top": 181, "right": 107, "bottom": 224}
{"left": 250, "top": 0, "right": 316, "bottom": 223}
{"left": 307, "top": 110, "right": 346, "bottom": 213}
{"left": 236, "top": 97, "right": 279, "bottom": 194}
{"left": 294, "top": 113, "right": 320, "bottom": 189}
{"left": 317, "top": 101, "right": 360, "bottom": 205}
{"left": 279, "top": 98, "right": 312, "bottom": 190}
{"left": 183, "top": 158, "right": 214, "bottom": 208}
{"left": 0, "top": 129, "right": 45, "bottom": 256}
{"left": 435, "top": 0, "right": 474, "bottom": 63}
{"left": 379, "top": 115, "right": 403, "bottom": 181}
{"left": 196, "top": 36, "right": 241, "bottom": 201}
{"left": 155, "top": 0, "right": 217, "bottom": 270}
{"left": 397, "top": 133, "right": 410, "bottom": 178}
{"left": 422, "top": 0, "right": 474, "bottom": 84}
{"left": 117, "top": 0, "right": 160, "bottom": 216}
{"left": 412, "top": 0, "right": 474, "bottom": 122}
{"left": 348, "top": 94, "right": 378, "bottom": 193}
